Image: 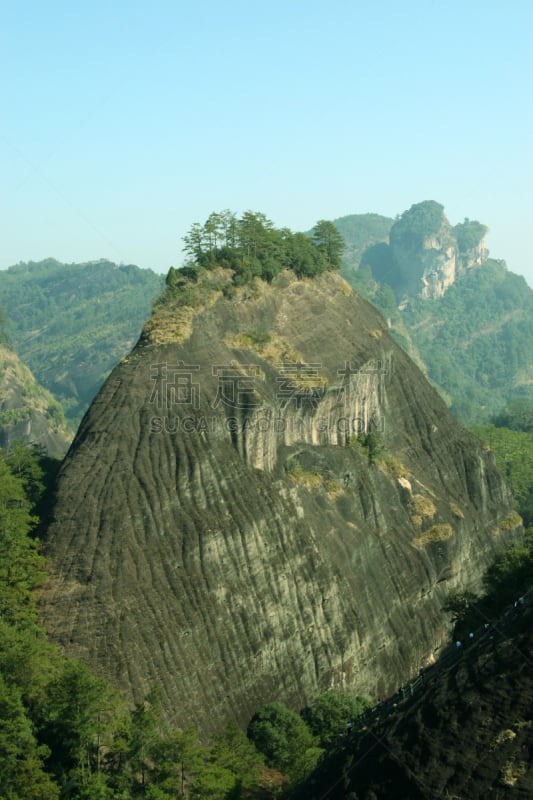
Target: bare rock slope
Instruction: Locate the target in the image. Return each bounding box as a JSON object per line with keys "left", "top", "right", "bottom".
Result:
{"left": 41, "top": 271, "right": 519, "bottom": 735}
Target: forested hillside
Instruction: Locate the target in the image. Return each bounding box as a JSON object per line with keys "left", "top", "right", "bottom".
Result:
{"left": 328, "top": 213, "right": 393, "bottom": 268}
{"left": 291, "top": 593, "right": 533, "bottom": 799}
{"left": 402, "top": 261, "right": 533, "bottom": 422}
{"left": 473, "top": 399, "right": 533, "bottom": 529}
{"left": 350, "top": 259, "right": 533, "bottom": 424}
{"left": 0, "top": 345, "right": 71, "bottom": 456}
{"left": 0, "top": 259, "right": 162, "bottom": 426}
{"left": 338, "top": 202, "right": 533, "bottom": 425}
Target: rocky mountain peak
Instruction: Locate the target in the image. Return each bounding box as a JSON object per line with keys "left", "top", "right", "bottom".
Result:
{"left": 40, "top": 269, "right": 519, "bottom": 736}
{"left": 388, "top": 201, "right": 489, "bottom": 299}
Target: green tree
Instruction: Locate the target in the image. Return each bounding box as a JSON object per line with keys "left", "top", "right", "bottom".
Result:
{"left": 443, "top": 531, "right": 533, "bottom": 638}
{"left": 204, "top": 212, "right": 224, "bottom": 253}
{"left": 302, "top": 690, "right": 370, "bottom": 747}
{"left": 147, "top": 726, "right": 203, "bottom": 799}
{"left": 219, "top": 209, "right": 238, "bottom": 249}
{"left": 2, "top": 441, "right": 49, "bottom": 516}
{"left": 286, "top": 232, "right": 323, "bottom": 277}
{"left": 210, "top": 720, "right": 263, "bottom": 791}
{"left": 0, "top": 619, "right": 58, "bottom": 714}
{"left": 391, "top": 200, "right": 445, "bottom": 243}
{"left": 442, "top": 590, "right": 482, "bottom": 635}
{"left": 237, "top": 211, "right": 275, "bottom": 260}
{"left": 182, "top": 222, "right": 206, "bottom": 264}
{"left": 311, "top": 220, "right": 345, "bottom": 270}
{"left": 188, "top": 761, "right": 239, "bottom": 800}
{"left": 362, "top": 431, "right": 386, "bottom": 464}
{"left": 180, "top": 210, "right": 348, "bottom": 286}
{"left": 0, "top": 455, "right": 46, "bottom": 627}
{"left": 247, "top": 701, "right": 322, "bottom": 783}
{"left": 492, "top": 399, "right": 533, "bottom": 433}
{"left": 39, "top": 660, "right": 120, "bottom": 785}
{"left": 473, "top": 423, "right": 533, "bottom": 526}
{"left": 105, "top": 686, "right": 165, "bottom": 796}
{"left": 483, "top": 531, "right": 533, "bottom": 604}
{"left": 454, "top": 218, "right": 488, "bottom": 252}
{"left": 0, "top": 674, "right": 59, "bottom": 800}
{"left": 0, "top": 306, "right": 9, "bottom": 344}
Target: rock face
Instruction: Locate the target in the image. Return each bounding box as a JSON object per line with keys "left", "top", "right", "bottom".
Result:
{"left": 388, "top": 201, "right": 488, "bottom": 299}
{"left": 41, "top": 271, "right": 519, "bottom": 736}
{"left": 0, "top": 346, "right": 71, "bottom": 456}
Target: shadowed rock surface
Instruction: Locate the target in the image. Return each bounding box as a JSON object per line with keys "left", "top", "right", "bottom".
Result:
{"left": 40, "top": 270, "right": 520, "bottom": 736}
{"left": 291, "top": 604, "right": 533, "bottom": 799}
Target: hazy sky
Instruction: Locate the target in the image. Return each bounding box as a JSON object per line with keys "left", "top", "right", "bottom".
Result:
{"left": 2, "top": 1, "right": 532, "bottom": 283}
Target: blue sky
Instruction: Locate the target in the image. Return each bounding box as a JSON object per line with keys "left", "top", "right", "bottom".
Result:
{"left": 1, "top": 1, "right": 532, "bottom": 283}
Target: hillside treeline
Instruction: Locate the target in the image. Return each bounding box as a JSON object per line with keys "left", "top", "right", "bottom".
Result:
{"left": 167, "top": 211, "right": 344, "bottom": 287}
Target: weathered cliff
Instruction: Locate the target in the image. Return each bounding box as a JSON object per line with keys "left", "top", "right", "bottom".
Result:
{"left": 40, "top": 270, "right": 519, "bottom": 736}
{"left": 0, "top": 345, "right": 71, "bottom": 456}
{"left": 388, "top": 201, "right": 488, "bottom": 299}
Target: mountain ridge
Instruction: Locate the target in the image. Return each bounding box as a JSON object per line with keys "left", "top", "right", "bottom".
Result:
{"left": 0, "top": 257, "right": 163, "bottom": 426}
{"left": 337, "top": 203, "right": 533, "bottom": 424}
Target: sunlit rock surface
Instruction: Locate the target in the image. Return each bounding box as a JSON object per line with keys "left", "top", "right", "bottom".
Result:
{"left": 41, "top": 271, "right": 518, "bottom": 735}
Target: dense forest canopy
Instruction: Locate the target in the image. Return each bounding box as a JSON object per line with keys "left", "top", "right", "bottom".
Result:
{"left": 473, "top": 399, "right": 533, "bottom": 528}
{"left": 402, "top": 259, "right": 533, "bottom": 422}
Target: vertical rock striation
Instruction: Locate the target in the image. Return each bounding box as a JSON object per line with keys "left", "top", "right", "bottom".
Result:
{"left": 388, "top": 201, "right": 489, "bottom": 299}
{"left": 41, "top": 271, "right": 518, "bottom": 736}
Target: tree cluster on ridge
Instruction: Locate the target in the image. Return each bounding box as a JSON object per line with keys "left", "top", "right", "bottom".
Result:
{"left": 167, "top": 211, "right": 345, "bottom": 288}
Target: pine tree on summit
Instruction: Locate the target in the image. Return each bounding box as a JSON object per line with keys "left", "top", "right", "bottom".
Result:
{"left": 311, "top": 220, "right": 345, "bottom": 270}
{"left": 179, "top": 210, "right": 345, "bottom": 285}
